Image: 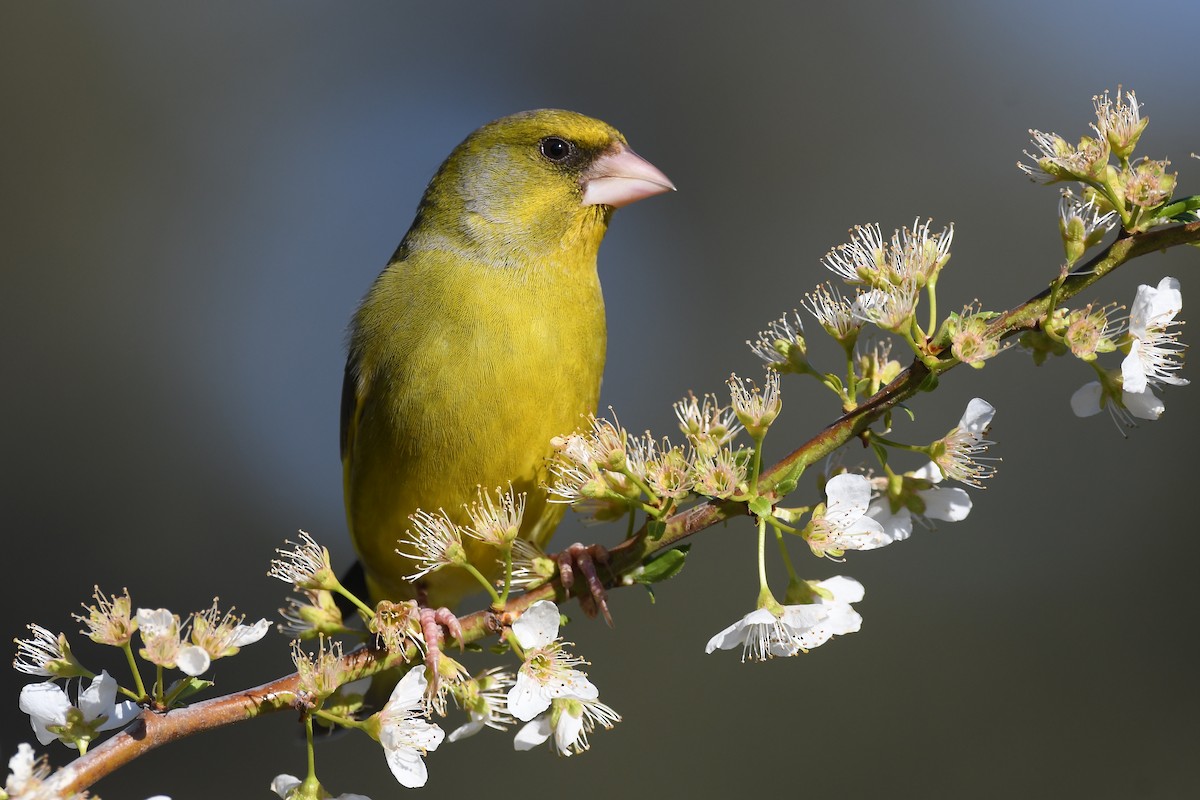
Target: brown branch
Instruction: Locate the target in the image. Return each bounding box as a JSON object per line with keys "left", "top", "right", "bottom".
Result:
{"left": 52, "top": 220, "right": 1200, "bottom": 796}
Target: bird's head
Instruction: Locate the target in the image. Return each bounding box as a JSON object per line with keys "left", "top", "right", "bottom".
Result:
{"left": 406, "top": 109, "right": 674, "bottom": 266}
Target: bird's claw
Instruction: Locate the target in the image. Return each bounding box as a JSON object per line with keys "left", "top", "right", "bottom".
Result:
{"left": 418, "top": 606, "right": 462, "bottom": 682}
{"left": 556, "top": 542, "right": 613, "bottom": 626}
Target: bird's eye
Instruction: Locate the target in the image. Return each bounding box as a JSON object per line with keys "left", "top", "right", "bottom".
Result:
{"left": 538, "top": 137, "right": 573, "bottom": 163}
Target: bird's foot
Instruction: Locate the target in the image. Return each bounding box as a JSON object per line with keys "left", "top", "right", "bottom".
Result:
{"left": 418, "top": 606, "right": 463, "bottom": 688}
{"left": 556, "top": 542, "right": 613, "bottom": 626}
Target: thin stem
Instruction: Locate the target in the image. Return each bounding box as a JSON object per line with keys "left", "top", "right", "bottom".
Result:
{"left": 311, "top": 708, "right": 363, "bottom": 730}
{"left": 497, "top": 543, "right": 515, "bottom": 608}
{"left": 774, "top": 527, "right": 800, "bottom": 583}
{"left": 844, "top": 342, "right": 859, "bottom": 406}
{"left": 303, "top": 713, "right": 318, "bottom": 791}
{"left": 619, "top": 466, "right": 657, "bottom": 505}
{"left": 756, "top": 515, "right": 769, "bottom": 593}
{"left": 154, "top": 665, "right": 164, "bottom": 706}
{"left": 749, "top": 433, "right": 765, "bottom": 497}
{"left": 333, "top": 583, "right": 376, "bottom": 620}
{"left": 121, "top": 642, "right": 147, "bottom": 701}
{"left": 763, "top": 514, "right": 798, "bottom": 535}
{"left": 926, "top": 275, "right": 939, "bottom": 336}
{"left": 461, "top": 562, "right": 503, "bottom": 608}
{"left": 870, "top": 434, "right": 926, "bottom": 453}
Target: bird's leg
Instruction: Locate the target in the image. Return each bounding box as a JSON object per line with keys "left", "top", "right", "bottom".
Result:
{"left": 415, "top": 586, "right": 463, "bottom": 686}
{"left": 556, "top": 542, "right": 613, "bottom": 626}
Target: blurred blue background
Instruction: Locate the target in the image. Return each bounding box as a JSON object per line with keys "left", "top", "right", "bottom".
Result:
{"left": 2, "top": 2, "right": 1198, "bottom": 798}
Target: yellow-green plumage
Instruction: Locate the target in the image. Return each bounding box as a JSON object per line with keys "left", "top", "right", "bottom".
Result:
{"left": 341, "top": 110, "right": 671, "bottom": 607}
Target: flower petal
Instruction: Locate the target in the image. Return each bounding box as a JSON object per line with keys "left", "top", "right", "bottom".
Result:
{"left": 959, "top": 398, "right": 995, "bottom": 434}
{"left": 176, "top": 645, "right": 211, "bottom": 677}
{"left": 511, "top": 601, "right": 560, "bottom": 650}
{"left": 78, "top": 670, "right": 118, "bottom": 722}
{"left": 507, "top": 674, "right": 551, "bottom": 722}
{"left": 386, "top": 666, "right": 428, "bottom": 710}
{"left": 1124, "top": 387, "right": 1164, "bottom": 420}
{"left": 866, "top": 500, "right": 913, "bottom": 541}
{"left": 817, "top": 576, "right": 866, "bottom": 604}
{"left": 920, "top": 486, "right": 972, "bottom": 522}
{"left": 1129, "top": 276, "right": 1182, "bottom": 336}
{"left": 18, "top": 682, "right": 71, "bottom": 745}
{"left": 270, "top": 774, "right": 301, "bottom": 799}
{"left": 910, "top": 461, "right": 943, "bottom": 483}
{"left": 134, "top": 608, "right": 174, "bottom": 637}
{"left": 553, "top": 705, "right": 585, "bottom": 755}
{"left": 513, "top": 715, "right": 552, "bottom": 751}
{"left": 228, "top": 619, "right": 271, "bottom": 648}
{"left": 1121, "top": 345, "right": 1149, "bottom": 394}
{"left": 383, "top": 739, "right": 429, "bottom": 788}
{"left": 447, "top": 718, "right": 485, "bottom": 743}
{"left": 825, "top": 473, "right": 872, "bottom": 515}
{"left": 99, "top": 700, "right": 141, "bottom": 732}
{"left": 1070, "top": 382, "right": 1103, "bottom": 417}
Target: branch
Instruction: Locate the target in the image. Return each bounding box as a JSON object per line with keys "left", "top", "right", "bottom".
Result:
{"left": 52, "top": 219, "right": 1200, "bottom": 796}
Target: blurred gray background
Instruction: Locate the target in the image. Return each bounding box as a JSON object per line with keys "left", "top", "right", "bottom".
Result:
{"left": 3, "top": 2, "right": 1198, "bottom": 798}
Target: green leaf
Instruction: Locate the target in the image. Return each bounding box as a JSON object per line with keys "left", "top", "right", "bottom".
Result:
{"left": 646, "top": 519, "right": 667, "bottom": 541}
{"left": 774, "top": 477, "right": 797, "bottom": 496}
{"left": 166, "top": 677, "right": 214, "bottom": 704}
{"left": 918, "top": 371, "right": 939, "bottom": 392}
{"left": 747, "top": 496, "right": 773, "bottom": 517}
{"left": 642, "top": 584, "right": 657, "bottom": 603}
{"left": 896, "top": 403, "right": 916, "bottom": 422}
{"left": 633, "top": 545, "right": 691, "bottom": 585}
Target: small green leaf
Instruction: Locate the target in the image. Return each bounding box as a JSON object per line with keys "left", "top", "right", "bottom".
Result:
{"left": 633, "top": 545, "right": 691, "bottom": 585}
{"left": 642, "top": 584, "right": 657, "bottom": 603}
{"left": 747, "top": 496, "right": 773, "bottom": 517}
{"left": 918, "top": 371, "right": 939, "bottom": 392}
{"left": 896, "top": 403, "right": 916, "bottom": 422}
{"left": 166, "top": 677, "right": 214, "bottom": 703}
{"left": 646, "top": 519, "right": 667, "bottom": 541}
{"left": 774, "top": 477, "right": 797, "bottom": 496}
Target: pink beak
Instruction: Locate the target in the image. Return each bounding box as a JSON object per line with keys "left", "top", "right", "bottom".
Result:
{"left": 581, "top": 144, "right": 676, "bottom": 208}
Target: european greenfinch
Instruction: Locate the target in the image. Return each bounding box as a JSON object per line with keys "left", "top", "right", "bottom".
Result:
{"left": 341, "top": 109, "right": 674, "bottom": 613}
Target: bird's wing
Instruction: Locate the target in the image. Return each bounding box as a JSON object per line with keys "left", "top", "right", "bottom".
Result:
{"left": 339, "top": 354, "right": 364, "bottom": 496}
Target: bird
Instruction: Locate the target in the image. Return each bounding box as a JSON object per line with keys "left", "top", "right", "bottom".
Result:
{"left": 340, "top": 109, "right": 674, "bottom": 629}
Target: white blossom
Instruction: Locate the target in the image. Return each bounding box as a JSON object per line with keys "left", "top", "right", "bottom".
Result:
{"left": 135, "top": 608, "right": 210, "bottom": 677}
{"left": 18, "top": 671, "right": 138, "bottom": 749}
{"left": 931, "top": 398, "right": 998, "bottom": 488}
{"left": 513, "top": 696, "right": 621, "bottom": 756}
{"left": 705, "top": 577, "right": 865, "bottom": 660}
{"left": 1122, "top": 276, "right": 1187, "bottom": 394}
{"left": 1071, "top": 380, "right": 1164, "bottom": 424}
{"left": 866, "top": 462, "right": 972, "bottom": 541}
{"left": 447, "top": 668, "right": 515, "bottom": 742}
{"left": 376, "top": 668, "right": 445, "bottom": 788}
{"left": 507, "top": 601, "right": 597, "bottom": 722}
{"left": 804, "top": 473, "right": 890, "bottom": 558}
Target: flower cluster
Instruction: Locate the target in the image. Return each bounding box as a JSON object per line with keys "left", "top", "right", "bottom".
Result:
{"left": 1021, "top": 88, "right": 1178, "bottom": 232}
{"left": 705, "top": 399, "right": 995, "bottom": 662}
{"left": 548, "top": 386, "right": 759, "bottom": 522}
{"left": 507, "top": 601, "right": 619, "bottom": 756}
{"left": 1070, "top": 277, "right": 1188, "bottom": 426}
{"left": 12, "top": 587, "right": 268, "bottom": 755}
